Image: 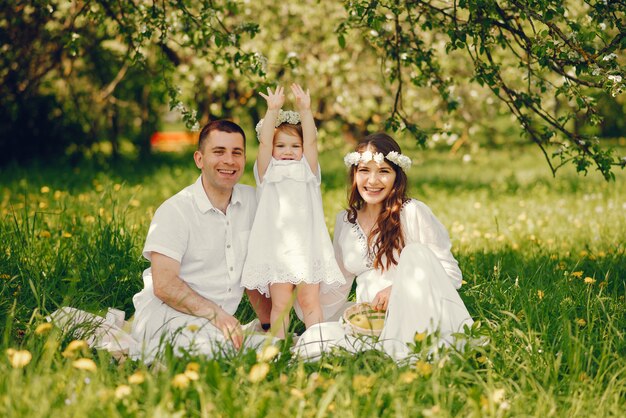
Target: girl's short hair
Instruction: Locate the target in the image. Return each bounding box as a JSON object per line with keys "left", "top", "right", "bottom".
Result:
{"left": 347, "top": 132, "right": 409, "bottom": 270}
{"left": 274, "top": 123, "right": 303, "bottom": 142}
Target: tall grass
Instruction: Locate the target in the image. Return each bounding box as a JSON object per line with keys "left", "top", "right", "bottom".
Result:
{"left": 1, "top": 144, "right": 625, "bottom": 417}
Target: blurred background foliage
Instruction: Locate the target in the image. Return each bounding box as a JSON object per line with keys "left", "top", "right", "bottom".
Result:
{"left": 1, "top": 0, "right": 625, "bottom": 177}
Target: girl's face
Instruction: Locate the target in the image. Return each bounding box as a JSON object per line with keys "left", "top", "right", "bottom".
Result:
{"left": 272, "top": 131, "right": 303, "bottom": 161}
{"left": 355, "top": 159, "right": 397, "bottom": 207}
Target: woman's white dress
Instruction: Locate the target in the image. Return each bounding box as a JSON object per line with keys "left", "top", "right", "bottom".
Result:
{"left": 241, "top": 157, "right": 345, "bottom": 296}
{"left": 294, "top": 199, "right": 474, "bottom": 360}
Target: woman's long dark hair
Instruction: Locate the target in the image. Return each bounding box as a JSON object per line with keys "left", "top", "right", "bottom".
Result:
{"left": 347, "top": 133, "right": 409, "bottom": 271}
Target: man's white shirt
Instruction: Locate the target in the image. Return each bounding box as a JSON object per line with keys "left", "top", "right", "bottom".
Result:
{"left": 134, "top": 176, "right": 257, "bottom": 316}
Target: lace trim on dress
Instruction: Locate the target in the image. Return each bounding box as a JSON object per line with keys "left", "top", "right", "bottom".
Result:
{"left": 351, "top": 221, "right": 373, "bottom": 269}
{"left": 243, "top": 256, "right": 346, "bottom": 297}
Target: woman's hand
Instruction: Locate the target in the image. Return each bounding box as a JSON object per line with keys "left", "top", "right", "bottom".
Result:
{"left": 371, "top": 286, "right": 392, "bottom": 311}
{"left": 259, "top": 86, "right": 285, "bottom": 111}
{"left": 290, "top": 83, "right": 311, "bottom": 111}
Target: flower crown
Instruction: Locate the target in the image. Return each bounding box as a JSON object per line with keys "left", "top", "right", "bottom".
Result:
{"left": 255, "top": 110, "right": 301, "bottom": 140}
{"left": 344, "top": 150, "right": 412, "bottom": 171}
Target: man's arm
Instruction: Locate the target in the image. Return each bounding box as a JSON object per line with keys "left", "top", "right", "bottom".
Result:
{"left": 151, "top": 252, "right": 243, "bottom": 348}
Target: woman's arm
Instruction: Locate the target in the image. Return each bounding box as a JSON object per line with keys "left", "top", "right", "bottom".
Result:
{"left": 290, "top": 83, "right": 318, "bottom": 174}
{"left": 257, "top": 86, "right": 285, "bottom": 179}
{"left": 406, "top": 200, "right": 463, "bottom": 289}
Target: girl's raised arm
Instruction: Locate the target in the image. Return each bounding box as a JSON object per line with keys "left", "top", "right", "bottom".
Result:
{"left": 290, "top": 83, "right": 318, "bottom": 174}
{"left": 257, "top": 86, "right": 285, "bottom": 179}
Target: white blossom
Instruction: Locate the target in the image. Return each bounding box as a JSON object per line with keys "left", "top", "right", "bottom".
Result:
{"left": 373, "top": 152, "right": 384, "bottom": 164}
{"left": 602, "top": 53, "right": 616, "bottom": 61}
{"left": 608, "top": 74, "right": 622, "bottom": 83}
{"left": 343, "top": 152, "right": 361, "bottom": 167}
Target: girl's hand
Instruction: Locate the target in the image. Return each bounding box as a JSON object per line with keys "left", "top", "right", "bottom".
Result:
{"left": 290, "top": 83, "right": 311, "bottom": 111}
{"left": 371, "top": 286, "right": 392, "bottom": 312}
{"left": 259, "top": 86, "right": 285, "bottom": 111}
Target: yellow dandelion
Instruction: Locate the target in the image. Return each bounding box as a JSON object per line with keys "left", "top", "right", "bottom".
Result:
{"left": 171, "top": 373, "right": 190, "bottom": 389}
{"left": 84, "top": 215, "right": 96, "bottom": 223}
{"left": 289, "top": 388, "right": 305, "bottom": 399}
{"left": 130, "top": 199, "right": 141, "bottom": 207}
{"left": 584, "top": 277, "right": 596, "bottom": 285}
{"left": 185, "top": 362, "right": 200, "bottom": 373}
{"left": 248, "top": 363, "right": 270, "bottom": 383}
{"left": 38, "top": 201, "right": 48, "bottom": 209}
{"left": 128, "top": 371, "right": 146, "bottom": 385}
{"left": 114, "top": 384, "right": 132, "bottom": 399}
{"left": 40, "top": 186, "right": 50, "bottom": 193}
{"left": 62, "top": 340, "right": 88, "bottom": 357}
{"left": 257, "top": 345, "right": 280, "bottom": 362}
{"left": 61, "top": 231, "right": 72, "bottom": 238}
{"left": 7, "top": 349, "right": 32, "bottom": 368}
{"left": 571, "top": 271, "right": 583, "bottom": 278}
{"left": 184, "top": 370, "right": 200, "bottom": 381}
{"left": 415, "top": 360, "right": 433, "bottom": 376}
{"left": 114, "top": 184, "right": 122, "bottom": 191}
{"left": 35, "top": 322, "right": 53, "bottom": 335}
{"left": 186, "top": 324, "right": 199, "bottom": 332}
{"left": 352, "top": 375, "right": 376, "bottom": 395}
{"left": 72, "top": 358, "right": 97, "bottom": 372}
{"left": 579, "top": 250, "right": 588, "bottom": 257}
{"left": 399, "top": 371, "right": 417, "bottom": 384}
{"left": 476, "top": 355, "right": 488, "bottom": 364}
{"left": 597, "top": 251, "right": 606, "bottom": 258}
{"left": 414, "top": 332, "right": 427, "bottom": 342}
{"left": 39, "top": 230, "right": 51, "bottom": 239}
{"left": 576, "top": 318, "right": 587, "bottom": 327}
{"left": 0, "top": 273, "right": 10, "bottom": 280}
{"left": 53, "top": 190, "right": 62, "bottom": 200}
{"left": 537, "top": 290, "right": 544, "bottom": 300}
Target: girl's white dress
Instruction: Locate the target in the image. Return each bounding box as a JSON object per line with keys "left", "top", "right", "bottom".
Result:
{"left": 294, "top": 199, "right": 475, "bottom": 361}
{"left": 241, "top": 157, "right": 345, "bottom": 296}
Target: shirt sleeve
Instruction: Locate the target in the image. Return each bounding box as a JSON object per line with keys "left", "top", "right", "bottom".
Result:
{"left": 142, "top": 199, "right": 188, "bottom": 263}
{"left": 404, "top": 200, "right": 463, "bottom": 289}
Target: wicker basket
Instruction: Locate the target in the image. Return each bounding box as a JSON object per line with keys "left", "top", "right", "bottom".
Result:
{"left": 342, "top": 303, "right": 386, "bottom": 337}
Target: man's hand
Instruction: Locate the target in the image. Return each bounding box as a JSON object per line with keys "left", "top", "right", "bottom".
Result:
{"left": 371, "top": 286, "right": 392, "bottom": 312}
{"left": 210, "top": 308, "right": 243, "bottom": 349}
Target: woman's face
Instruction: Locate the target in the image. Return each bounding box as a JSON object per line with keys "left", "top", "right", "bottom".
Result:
{"left": 355, "top": 159, "right": 397, "bottom": 207}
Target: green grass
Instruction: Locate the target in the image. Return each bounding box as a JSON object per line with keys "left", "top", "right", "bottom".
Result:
{"left": 1, "top": 144, "right": 625, "bottom": 417}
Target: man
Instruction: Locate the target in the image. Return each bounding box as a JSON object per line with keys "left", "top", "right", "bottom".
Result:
{"left": 130, "top": 120, "right": 272, "bottom": 360}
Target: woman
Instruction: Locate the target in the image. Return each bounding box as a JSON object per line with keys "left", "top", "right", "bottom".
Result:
{"left": 295, "top": 133, "right": 474, "bottom": 360}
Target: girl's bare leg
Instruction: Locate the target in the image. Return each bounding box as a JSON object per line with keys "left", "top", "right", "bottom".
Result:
{"left": 269, "top": 283, "right": 295, "bottom": 339}
{"left": 296, "top": 283, "right": 322, "bottom": 329}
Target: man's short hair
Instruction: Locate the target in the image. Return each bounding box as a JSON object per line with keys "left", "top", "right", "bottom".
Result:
{"left": 198, "top": 120, "right": 246, "bottom": 152}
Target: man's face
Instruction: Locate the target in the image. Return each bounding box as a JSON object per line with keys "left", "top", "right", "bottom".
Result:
{"left": 194, "top": 130, "right": 246, "bottom": 194}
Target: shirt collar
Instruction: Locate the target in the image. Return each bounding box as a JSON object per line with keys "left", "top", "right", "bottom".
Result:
{"left": 192, "top": 175, "right": 242, "bottom": 214}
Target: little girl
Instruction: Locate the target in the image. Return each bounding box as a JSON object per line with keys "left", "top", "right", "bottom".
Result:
{"left": 242, "top": 84, "right": 345, "bottom": 338}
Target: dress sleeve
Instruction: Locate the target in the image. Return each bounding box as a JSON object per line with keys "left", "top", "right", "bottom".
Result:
{"left": 142, "top": 200, "right": 188, "bottom": 264}
{"left": 404, "top": 200, "right": 463, "bottom": 289}
{"left": 319, "top": 211, "right": 355, "bottom": 318}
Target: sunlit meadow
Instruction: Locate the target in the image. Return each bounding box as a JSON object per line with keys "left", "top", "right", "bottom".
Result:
{"left": 1, "top": 143, "right": 625, "bottom": 417}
